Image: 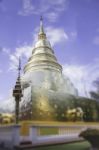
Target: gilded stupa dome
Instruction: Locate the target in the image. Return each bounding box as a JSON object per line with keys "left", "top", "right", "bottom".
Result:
{"left": 20, "top": 17, "right": 78, "bottom": 121}
{"left": 24, "top": 17, "right": 62, "bottom": 74}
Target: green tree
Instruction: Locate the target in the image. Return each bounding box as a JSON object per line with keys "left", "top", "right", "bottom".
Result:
{"left": 90, "top": 79, "right": 99, "bottom": 101}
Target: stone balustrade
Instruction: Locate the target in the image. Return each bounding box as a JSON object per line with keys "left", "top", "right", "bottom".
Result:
{"left": 0, "top": 124, "right": 99, "bottom": 148}
{"left": 29, "top": 124, "right": 99, "bottom": 145}
{"left": 0, "top": 125, "right": 21, "bottom": 149}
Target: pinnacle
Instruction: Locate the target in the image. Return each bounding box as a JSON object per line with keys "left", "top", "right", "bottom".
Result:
{"left": 38, "top": 16, "right": 46, "bottom": 39}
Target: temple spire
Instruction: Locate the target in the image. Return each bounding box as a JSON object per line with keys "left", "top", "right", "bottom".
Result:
{"left": 38, "top": 16, "right": 46, "bottom": 39}
{"left": 18, "top": 57, "right": 21, "bottom": 80}
{"left": 39, "top": 16, "right": 44, "bottom": 34}
{"left": 13, "top": 57, "right": 23, "bottom": 124}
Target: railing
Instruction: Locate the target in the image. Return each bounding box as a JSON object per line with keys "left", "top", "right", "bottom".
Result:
{"left": 29, "top": 124, "right": 99, "bottom": 145}
{"left": 0, "top": 125, "right": 20, "bottom": 148}
{"left": 0, "top": 124, "right": 99, "bottom": 148}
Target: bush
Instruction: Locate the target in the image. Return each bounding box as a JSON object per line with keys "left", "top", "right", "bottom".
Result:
{"left": 79, "top": 128, "right": 99, "bottom": 148}
{"left": 79, "top": 128, "right": 99, "bottom": 137}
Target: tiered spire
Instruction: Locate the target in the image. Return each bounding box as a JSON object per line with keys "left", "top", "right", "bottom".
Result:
{"left": 39, "top": 16, "right": 44, "bottom": 34}
{"left": 13, "top": 58, "right": 23, "bottom": 124}
{"left": 24, "top": 17, "right": 62, "bottom": 74}
{"left": 38, "top": 16, "right": 46, "bottom": 40}
{"left": 17, "top": 57, "right": 21, "bottom": 81}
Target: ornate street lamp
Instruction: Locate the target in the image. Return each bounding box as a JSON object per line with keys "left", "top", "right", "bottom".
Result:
{"left": 13, "top": 58, "right": 23, "bottom": 124}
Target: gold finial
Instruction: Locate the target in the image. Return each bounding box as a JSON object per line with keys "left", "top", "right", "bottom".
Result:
{"left": 38, "top": 16, "right": 46, "bottom": 39}
{"left": 40, "top": 16, "right": 43, "bottom": 26}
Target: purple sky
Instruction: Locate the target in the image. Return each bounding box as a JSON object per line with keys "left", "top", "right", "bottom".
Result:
{"left": 0, "top": 0, "right": 99, "bottom": 101}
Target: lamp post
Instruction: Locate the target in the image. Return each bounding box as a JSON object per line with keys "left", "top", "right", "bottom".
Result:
{"left": 13, "top": 58, "right": 23, "bottom": 124}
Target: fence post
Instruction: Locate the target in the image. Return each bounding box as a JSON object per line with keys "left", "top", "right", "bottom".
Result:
{"left": 12, "top": 125, "right": 21, "bottom": 146}
{"left": 29, "top": 126, "right": 38, "bottom": 144}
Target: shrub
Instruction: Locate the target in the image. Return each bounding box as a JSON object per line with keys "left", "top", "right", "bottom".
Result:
{"left": 79, "top": 128, "right": 99, "bottom": 137}
{"left": 79, "top": 128, "right": 99, "bottom": 148}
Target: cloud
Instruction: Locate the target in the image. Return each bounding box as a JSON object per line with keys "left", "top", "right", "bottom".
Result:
{"left": 45, "top": 12, "right": 59, "bottom": 22}
{"left": 9, "top": 44, "right": 33, "bottom": 71}
{"left": 0, "top": 47, "right": 10, "bottom": 55}
{"left": 33, "top": 26, "right": 68, "bottom": 46}
{"left": 46, "top": 0, "right": 66, "bottom": 5}
{"left": 14, "top": 44, "right": 32, "bottom": 58}
{"left": 18, "top": 0, "right": 35, "bottom": 16}
{"left": 18, "top": 0, "right": 69, "bottom": 22}
{"left": 0, "top": 94, "right": 4, "bottom": 100}
{"left": 2, "top": 47, "right": 10, "bottom": 54}
{"left": 93, "top": 36, "right": 99, "bottom": 45}
{"left": 42, "top": 0, "right": 68, "bottom": 22}
{"left": 41, "top": 0, "right": 68, "bottom": 13}
{"left": 45, "top": 27, "right": 68, "bottom": 46}
{"left": 0, "top": 89, "right": 15, "bottom": 113}
{"left": 9, "top": 26, "right": 70, "bottom": 71}
{"left": 63, "top": 59, "right": 99, "bottom": 97}
{"left": 0, "top": 96, "right": 15, "bottom": 113}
